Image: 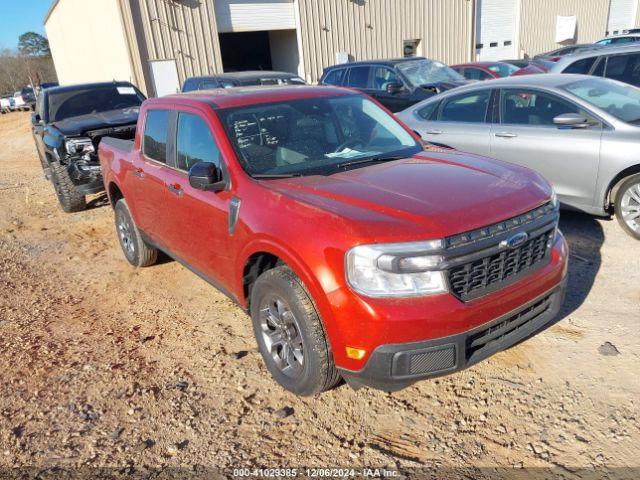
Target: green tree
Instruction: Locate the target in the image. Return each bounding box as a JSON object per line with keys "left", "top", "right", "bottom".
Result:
{"left": 18, "top": 32, "right": 51, "bottom": 57}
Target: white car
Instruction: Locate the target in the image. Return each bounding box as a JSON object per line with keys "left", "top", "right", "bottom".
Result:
{"left": 595, "top": 33, "right": 640, "bottom": 46}
{"left": 0, "top": 97, "right": 12, "bottom": 114}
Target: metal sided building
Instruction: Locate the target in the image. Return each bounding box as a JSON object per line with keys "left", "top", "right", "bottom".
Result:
{"left": 45, "top": 0, "right": 640, "bottom": 97}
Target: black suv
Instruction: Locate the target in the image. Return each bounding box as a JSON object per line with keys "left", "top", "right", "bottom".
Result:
{"left": 182, "top": 71, "right": 306, "bottom": 92}
{"left": 32, "top": 81, "right": 145, "bottom": 212}
{"left": 319, "top": 57, "right": 470, "bottom": 112}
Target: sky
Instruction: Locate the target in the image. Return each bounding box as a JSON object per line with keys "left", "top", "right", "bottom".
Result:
{"left": 0, "top": 0, "right": 52, "bottom": 50}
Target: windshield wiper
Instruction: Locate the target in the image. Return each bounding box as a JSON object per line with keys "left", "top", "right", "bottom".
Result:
{"left": 336, "top": 154, "right": 406, "bottom": 170}
{"left": 252, "top": 173, "right": 302, "bottom": 179}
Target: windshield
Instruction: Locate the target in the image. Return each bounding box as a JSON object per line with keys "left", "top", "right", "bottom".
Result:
{"left": 218, "top": 95, "right": 421, "bottom": 177}
{"left": 487, "top": 63, "right": 520, "bottom": 77}
{"left": 562, "top": 77, "right": 640, "bottom": 124}
{"left": 48, "top": 85, "right": 146, "bottom": 122}
{"left": 396, "top": 59, "right": 465, "bottom": 86}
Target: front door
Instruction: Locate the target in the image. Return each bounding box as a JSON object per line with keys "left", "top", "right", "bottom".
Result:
{"left": 414, "top": 89, "right": 494, "bottom": 156}
{"left": 490, "top": 88, "right": 602, "bottom": 210}
{"left": 368, "top": 66, "right": 413, "bottom": 112}
{"left": 161, "top": 108, "right": 234, "bottom": 287}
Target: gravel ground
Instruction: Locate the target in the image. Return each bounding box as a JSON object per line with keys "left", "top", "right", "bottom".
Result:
{"left": 0, "top": 112, "right": 638, "bottom": 479}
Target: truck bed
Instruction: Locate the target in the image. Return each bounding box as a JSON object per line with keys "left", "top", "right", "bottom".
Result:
{"left": 100, "top": 136, "right": 134, "bottom": 154}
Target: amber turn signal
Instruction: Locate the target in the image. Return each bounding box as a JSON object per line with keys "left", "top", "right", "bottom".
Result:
{"left": 345, "top": 347, "right": 366, "bottom": 360}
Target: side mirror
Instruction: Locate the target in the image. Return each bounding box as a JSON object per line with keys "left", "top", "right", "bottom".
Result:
{"left": 31, "top": 112, "right": 41, "bottom": 125}
{"left": 188, "top": 161, "right": 225, "bottom": 192}
{"left": 553, "top": 113, "right": 592, "bottom": 129}
{"left": 386, "top": 82, "right": 404, "bottom": 94}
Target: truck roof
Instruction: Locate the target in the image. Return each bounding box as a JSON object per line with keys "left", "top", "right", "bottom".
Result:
{"left": 159, "top": 85, "right": 359, "bottom": 109}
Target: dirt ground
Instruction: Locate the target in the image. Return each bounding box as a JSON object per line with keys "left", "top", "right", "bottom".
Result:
{"left": 0, "top": 111, "right": 638, "bottom": 479}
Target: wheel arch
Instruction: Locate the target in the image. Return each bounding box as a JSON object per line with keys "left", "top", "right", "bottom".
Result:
{"left": 237, "top": 240, "right": 342, "bottom": 347}
{"left": 107, "top": 181, "right": 124, "bottom": 208}
{"left": 606, "top": 165, "right": 640, "bottom": 210}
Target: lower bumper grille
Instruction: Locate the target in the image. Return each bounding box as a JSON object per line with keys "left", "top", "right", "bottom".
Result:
{"left": 465, "top": 292, "right": 553, "bottom": 362}
{"left": 448, "top": 229, "right": 554, "bottom": 301}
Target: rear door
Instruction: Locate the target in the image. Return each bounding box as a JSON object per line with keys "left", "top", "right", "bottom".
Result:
{"left": 412, "top": 89, "right": 494, "bottom": 155}
{"left": 160, "top": 107, "right": 235, "bottom": 287}
{"left": 127, "top": 108, "right": 173, "bottom": 239}
{"left": 489, "top": 88, "right": 602, "bottom": 209}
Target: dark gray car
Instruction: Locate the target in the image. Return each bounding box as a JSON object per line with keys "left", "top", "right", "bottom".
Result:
{"left": 397, "top": 74, "right": 640, "bottom": 239}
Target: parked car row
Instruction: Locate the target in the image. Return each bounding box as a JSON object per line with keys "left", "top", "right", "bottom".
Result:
{"left": 2, "top": 83, "right": 59, "bottom": 114}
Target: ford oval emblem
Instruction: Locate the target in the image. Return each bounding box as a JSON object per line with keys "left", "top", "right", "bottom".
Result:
{"left": 500, "top": 232, "right": 529, "bottom": 250}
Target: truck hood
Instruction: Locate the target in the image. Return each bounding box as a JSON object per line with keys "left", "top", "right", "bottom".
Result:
{"left": 263, "top": 151, "right": 552, "bottom": 239}
{"left": 52, "top": 108, "right": 140, "bottom": 136}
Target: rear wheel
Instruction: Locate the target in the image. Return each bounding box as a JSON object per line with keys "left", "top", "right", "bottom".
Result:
{"left": 250, "top": 266, "right": 340, "bottom": 396}
{"left": 50, "top": 162, "right": 86, "bottom": 213}
{"left": 114, "top": 199, "right": 158, "bottom": 267}
{"left": 615, "top": 175, "right": 640, "bottom": 240}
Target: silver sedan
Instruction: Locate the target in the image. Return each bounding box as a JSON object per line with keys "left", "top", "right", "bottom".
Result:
{"left": 397, "top": 74, "right": 640, "bottom": 239}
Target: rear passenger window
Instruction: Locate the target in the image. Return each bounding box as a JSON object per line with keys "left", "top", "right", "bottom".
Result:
{"left": 143, "top": 110, "right": 170, "bottom": 163}
{"left": 323, "top": 69, "right": 346, "bottom": 86}
{"left": 439, "top": 91, "right": 491, "bottom": 123}
{"left": 564, "top": 57, "right": 597, "bottom": 74}
{"left": 176, "top": 113, "right": 221, "bottom": 171}
{"left": 346, "top": 67, "right": 371, "bottom": 88}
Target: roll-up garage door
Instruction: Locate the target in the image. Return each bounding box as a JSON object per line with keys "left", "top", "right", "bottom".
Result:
{"left": 476, "top": 0, "right": 519, "bottom": 61}
{"left": 608, "top": 0, "right": 638, "bottom": 34}
{"left": 215, "top": 0, "right": 296, "bottom": 33}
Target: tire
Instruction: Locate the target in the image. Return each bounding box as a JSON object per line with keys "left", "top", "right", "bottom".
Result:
{"left": 250, "top": 266, "right": 340, "bottom": 396}
{"left": 50, "top": 162, "right": 86, "bottom": 213}
{"left": 614, "top": 174, "right": 640, "bottom": 240}
{"left": 114, "top": 199, "right": 158, "bottom": 267}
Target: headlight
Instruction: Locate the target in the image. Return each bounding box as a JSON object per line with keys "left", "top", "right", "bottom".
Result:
{"left": 550, "top": 188, "right": 559, "bottom": 209}
{"left": 65, "top": 137, "right": 95, "bottom": 156}
{"left": 345, "top": 240, "right": 447, "bottom": 297}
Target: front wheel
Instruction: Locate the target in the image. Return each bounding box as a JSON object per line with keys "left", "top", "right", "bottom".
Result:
{"left": 50, "top": 162, "right": 86, "bottom": 213}
{"left": 615, "top": 175, "right": 640, "bottom": 240}
{"left": 250, "top": 266, "right": 340, "bottom": 396}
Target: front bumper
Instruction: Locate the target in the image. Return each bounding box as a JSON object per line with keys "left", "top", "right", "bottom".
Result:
{"left": 339, "top": 275, "right": 567, "bottom": 392}
{"left": 67, "top": 161, "right": 104, "bottom": 195}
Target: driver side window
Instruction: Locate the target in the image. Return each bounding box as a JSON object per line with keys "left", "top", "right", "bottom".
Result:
{"left": 501, "top": 90, "right": 580, "bottom": 126}
{"left": 372, "top": 67, "right": 400, "bottom": 91}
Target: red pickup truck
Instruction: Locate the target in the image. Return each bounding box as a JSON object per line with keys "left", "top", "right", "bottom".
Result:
{"left": 99, "top": 85, "right": 568, "bottom": 396}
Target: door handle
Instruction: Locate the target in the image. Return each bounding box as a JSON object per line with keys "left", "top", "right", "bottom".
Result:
{"left": 426, "top": 129, "right": 443, "bottom": 135}
{"left": 133, "top": 168, "right": 145, "bottom": 178}
{"left": 494, "top": 132, "right": 517, "bottom": 138}
{"left": 167, "top": 184, "right": 184, "bottom": 197}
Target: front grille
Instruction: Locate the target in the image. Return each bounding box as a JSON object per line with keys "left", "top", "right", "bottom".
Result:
{"left": 448, "top": 229, "right": 553, "bottom": 301}
{"left": 466, "top": 293, "right": 553, "bottom": 362}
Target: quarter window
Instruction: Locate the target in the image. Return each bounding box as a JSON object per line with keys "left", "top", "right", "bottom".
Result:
{"left": 417, "top": 102, "right": 439, "bottom": 120}
{"left": 346, "top": 66, "right": 371, "bottom": 88}
{"left": 439, "top": 91, "right": 491, "bottom": 123}
{"left": 143, "top": 110, "right": 170, "bottom": 163}
{"left": 176, "top": 113, "right": 221, "bottom": 171}
{"left": 501, "top": 90, "right": 579, "bottom": 126}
